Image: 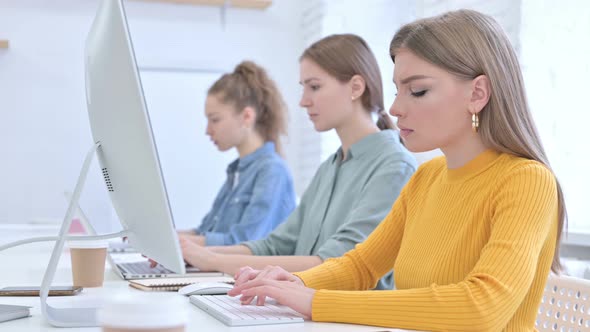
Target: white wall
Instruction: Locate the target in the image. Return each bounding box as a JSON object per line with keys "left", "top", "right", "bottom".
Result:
{"left": 0, "top": 0, "right": 304, "bottom": 231}
{"left": 520, "top": 0, "right": 590, "bottom": 234}
{"left": 420, "top": 0, "right": 522, "bottom": 53}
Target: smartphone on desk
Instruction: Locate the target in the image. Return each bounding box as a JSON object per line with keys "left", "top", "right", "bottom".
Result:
{"left": 0, "top": 286, "right": 82, "bottom": 296}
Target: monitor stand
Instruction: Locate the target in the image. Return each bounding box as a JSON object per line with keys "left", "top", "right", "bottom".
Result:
{"left": 40, "top": 143, "right": 128, "bottom": 327}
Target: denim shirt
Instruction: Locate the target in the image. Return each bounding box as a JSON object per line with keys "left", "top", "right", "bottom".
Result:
{"left": 243, "top": 130, "right": 417, "bottom": 290}
{"left": 196, "top": 142, "right": 296, "bottom": 246}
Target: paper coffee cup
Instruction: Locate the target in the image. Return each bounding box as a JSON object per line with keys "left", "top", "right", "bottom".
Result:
{"left": 68, "top": 240, "right": 108, "bottom": 288}
{"left": 98, "top": 293, "right": 187, "bottom": 332}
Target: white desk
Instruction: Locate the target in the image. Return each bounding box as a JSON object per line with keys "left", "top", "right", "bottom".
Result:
{"left": 0, "top": 225, "right": 410, "bottom": 332}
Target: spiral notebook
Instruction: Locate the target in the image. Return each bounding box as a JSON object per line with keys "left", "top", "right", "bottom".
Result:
{"left": 129, "top": 276, "right": 235, "bottom": 292}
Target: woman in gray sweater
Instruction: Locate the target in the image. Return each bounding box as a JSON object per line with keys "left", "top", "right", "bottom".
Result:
{"left": 176, "top": 34, "right": 417, "bottom": 290}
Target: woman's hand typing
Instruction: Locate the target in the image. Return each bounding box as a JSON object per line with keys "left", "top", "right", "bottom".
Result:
{"left": 178, "top": 236, "right": 218, "bottom": 271}
{"left": 228, "top": 265, "right": 315, "bottom": 319}
{"left": 148, "top": 235, "right": 214, "bottom": 269}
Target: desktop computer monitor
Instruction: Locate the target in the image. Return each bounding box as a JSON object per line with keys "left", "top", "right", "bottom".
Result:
{"left": 84, "top": 0, "right": 185, "bottom": 274}
{"left": 39, "top": 0, "right": 186, "bottom": 326}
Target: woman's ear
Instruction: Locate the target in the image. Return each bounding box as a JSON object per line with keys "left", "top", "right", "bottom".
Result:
{"left": 350, "top": 74, "right": 366, "bottom": 101}
{"left": 469, "top": 75, "right": 491, "bottom": 114}
{"left": 240, "top": 106, "right": 257, "bottom": 129}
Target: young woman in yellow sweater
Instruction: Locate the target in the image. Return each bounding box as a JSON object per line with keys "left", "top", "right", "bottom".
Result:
{"left": 228, "top": 9, "right": 567, "bottom": 332}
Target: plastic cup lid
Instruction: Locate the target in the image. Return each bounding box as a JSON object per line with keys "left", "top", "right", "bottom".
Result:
{"left": 97, "top": 293, "right": 187, "bottom": 328}
{"left": 67, "top": 238, "right": 109, "bottom": 249}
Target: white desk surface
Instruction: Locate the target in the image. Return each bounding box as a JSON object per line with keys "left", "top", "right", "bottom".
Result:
{"left": 0, "top": 225, "right": 410, "bottom": 332}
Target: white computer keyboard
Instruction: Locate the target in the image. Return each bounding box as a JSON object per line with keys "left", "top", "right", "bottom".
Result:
{"left": 190, "top": 295, "right": 305, "bottom": 326}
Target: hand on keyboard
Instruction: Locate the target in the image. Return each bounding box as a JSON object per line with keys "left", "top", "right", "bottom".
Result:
{"left": 177, "top": 236, "right": 218, "bottom": 271}
{"left": 147, "top": 235, "right": 213, "bottom": 270}
{"left": 177, "top": 232, "right": 205, "bottom": 246}
{"left": 234, "top": 266, "right": 304, "bottom": 287}
{"left": 232, "top": 266, "right": 303, "bottom": 306}
{"left": 228, "top": 266, "right": 315, "bottom": 319}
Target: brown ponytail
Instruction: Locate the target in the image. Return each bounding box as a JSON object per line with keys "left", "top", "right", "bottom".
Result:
{"left": 376, "top": 109, "right": 395, "bottom": 131}
{"left": 301, "top": 34, "right": 397, "bottom": 131}
{"left": 208, "top": 61, "right": 288, "bottom": 155}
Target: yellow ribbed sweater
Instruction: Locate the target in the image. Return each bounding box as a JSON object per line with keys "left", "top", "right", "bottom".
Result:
{"left": 295, "top": 150, "right": 559, "bottom": 331}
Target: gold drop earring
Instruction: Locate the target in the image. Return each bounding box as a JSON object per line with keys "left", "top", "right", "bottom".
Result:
{"left": 471, "top": 113, "right": 479, "bottom": 132}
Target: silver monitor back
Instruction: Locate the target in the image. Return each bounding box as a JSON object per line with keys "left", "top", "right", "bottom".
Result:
{"left": 84, "top": 0, "right": 185, "bottom": 274}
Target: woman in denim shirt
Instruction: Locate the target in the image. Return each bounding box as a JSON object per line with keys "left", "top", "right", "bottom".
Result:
{"left": 176, "top": 35, "right": 416, "bottom": 290}
{"left": 177, "top": 61, "right": 296, "bottom": 246}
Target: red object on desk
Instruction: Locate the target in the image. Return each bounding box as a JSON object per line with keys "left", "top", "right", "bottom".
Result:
{"left": 68, "top": 218, "right": 86, "bottom": 234}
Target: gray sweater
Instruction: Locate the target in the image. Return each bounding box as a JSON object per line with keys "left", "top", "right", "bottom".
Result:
{"left": 242, "top": 130, "right": 417, "bottom": 290}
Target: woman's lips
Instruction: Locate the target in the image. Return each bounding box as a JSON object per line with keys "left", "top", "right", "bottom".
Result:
{"left": 400, "top": 128, "right": 414, "bottom": 138}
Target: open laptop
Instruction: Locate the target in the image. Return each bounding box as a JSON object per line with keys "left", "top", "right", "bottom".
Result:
{"left": 108, "top": 251, "right": 223, "bottom": 280}
{"left": 67, "top": 192, "right": 223, "bottom": 280}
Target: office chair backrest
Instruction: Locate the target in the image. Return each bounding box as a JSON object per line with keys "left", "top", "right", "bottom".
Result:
{"left": 536, "top": 273, "right": 590, "bottom": 331}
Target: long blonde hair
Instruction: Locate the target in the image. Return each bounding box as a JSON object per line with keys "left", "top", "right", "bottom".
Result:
{"left": 390, "top": 9, "right": 566, "bottom": 273}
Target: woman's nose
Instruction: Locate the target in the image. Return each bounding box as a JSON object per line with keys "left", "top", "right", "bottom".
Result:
{"left": 389, "top": 97, "right": 403, "bottom": 118}
{"left": 299, "top": 94, "right": 311, "bottom": 108}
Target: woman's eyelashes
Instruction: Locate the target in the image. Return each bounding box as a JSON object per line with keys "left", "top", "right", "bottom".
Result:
{"left": 394, "top": 86, "right": 429, "bottom": 98}
{"left": 410, "top": 89, "right": 428, "bottom": 97}
{"left": 310, "top": 84, "right": 320, "bottom": 91}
